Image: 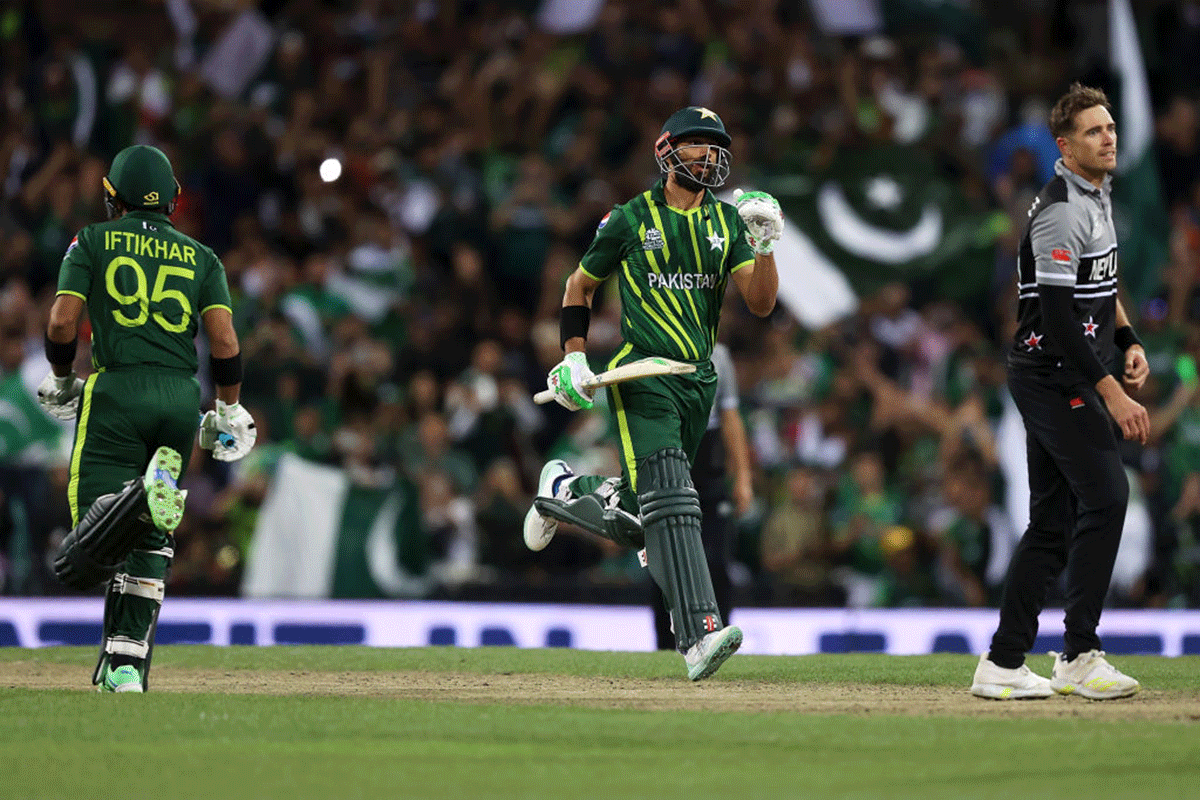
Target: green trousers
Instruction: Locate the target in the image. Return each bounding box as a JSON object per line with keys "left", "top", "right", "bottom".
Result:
{"left": 69, "top": 368, "right": 199, "bottom": 524}
{"left": 69, "top": 368, "right": 199, "bottom": 653}
{"left": 570, "top": 345, "right": 716, "bottom": 512}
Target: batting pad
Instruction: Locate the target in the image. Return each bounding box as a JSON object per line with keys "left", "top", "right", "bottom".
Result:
{"left": 533, "top": 493, "right": 645, "bottom": 548}
{"left": 639, "top": 447, "right": 721, "bottom": 651}
{"left": 53, "top": 480, "right": 157, "bottom": 590}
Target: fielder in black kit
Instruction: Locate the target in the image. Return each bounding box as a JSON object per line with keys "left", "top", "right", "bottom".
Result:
{"left": 971, "top": 83, "right": 1148, "bottom": 701}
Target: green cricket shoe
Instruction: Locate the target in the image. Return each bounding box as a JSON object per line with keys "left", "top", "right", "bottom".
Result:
{"left": 143, "top": 446, "right": 184, "bottom": 532}
{"left": 100, "top": 664, "right": 143, "bottom": 693}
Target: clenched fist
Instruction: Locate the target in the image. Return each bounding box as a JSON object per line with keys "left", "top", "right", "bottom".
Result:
{"left": 733, "top": 189, "right": 783, "bottom": 255}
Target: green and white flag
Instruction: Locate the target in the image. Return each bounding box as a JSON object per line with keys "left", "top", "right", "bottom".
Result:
{"left": 0, "top": 372, "right": 62, "bottom": 464}
{"left": 1110, "top": 0, "right": 1169, "bottom": 302}
{"left": 242, "top": 453, "right": 430, "bottom": 598}
{"left": 767, "top": 145, "right": 1007, "bottom": 308}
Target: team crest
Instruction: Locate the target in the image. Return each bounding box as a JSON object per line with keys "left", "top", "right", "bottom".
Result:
{"left": 143, "top": 191, "right": 159, "bottom": 204}
{"left": 642, "top": 228, "right": 665, "bottom": 250}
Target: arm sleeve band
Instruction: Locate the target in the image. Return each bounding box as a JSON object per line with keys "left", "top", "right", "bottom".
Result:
{"left": 560, "top": 305, "right": 591, "bottom": 350}
{"left": 1037, "top": 284, "right": 1110, "bottom": 384}
{"left": 209, "top": 352, "right": 243, "bottom": 387}
{"left": 45, "top": 335, "right": 77, "bottom": 368}
{"left": 1115, "top": 325, "right": 1143, "bottom": 351}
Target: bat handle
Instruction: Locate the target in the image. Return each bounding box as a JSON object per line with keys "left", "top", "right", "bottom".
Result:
{"left": 198, "top": 412, "right": 237, "bottom": 448}
{"left": 533, "top": 389, "right": 555, "bottom": 405}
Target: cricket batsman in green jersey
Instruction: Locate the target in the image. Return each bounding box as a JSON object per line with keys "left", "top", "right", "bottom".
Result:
{"left": 37, "top": 144, "right": 257, "bottom": 692}
{"left": 523, "top": 107, "right": 782, "bottom": 680}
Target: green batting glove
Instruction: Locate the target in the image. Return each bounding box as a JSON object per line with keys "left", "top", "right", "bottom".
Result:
{"left": 548, "top": 351, "right": 596, "bottom": 411}
{"left": 733, "top": 189, "right": 783, "bottom": 255}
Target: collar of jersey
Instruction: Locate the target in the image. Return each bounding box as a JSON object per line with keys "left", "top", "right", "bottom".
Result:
{"left": 124, "top": 209, "right": 176, "bottom": 226}
{"left": 1053, "top": 157, "right": 1111, "bottom": 196}
{"left": 649, "top": 178, "right": 714, "bottom": 215}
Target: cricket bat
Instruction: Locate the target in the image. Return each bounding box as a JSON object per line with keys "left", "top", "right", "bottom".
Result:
{"left": 534, "top": 357, "right": 697, "bottom": 405}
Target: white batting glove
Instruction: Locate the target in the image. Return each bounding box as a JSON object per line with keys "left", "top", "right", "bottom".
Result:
{"left": 200, "top": 400, "right": 257, "bottom": 461}
{"left": 733, "top": 189, "right": 783, "bottom": 255}
{"left": 547, "top": 351, "right": 596, "bottom": 411}
{"left": 36, "top": 372, "right": 84, "bottom": 420}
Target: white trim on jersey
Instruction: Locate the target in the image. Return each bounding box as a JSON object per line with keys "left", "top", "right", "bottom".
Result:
{"left": 1034, "top": 271, "right": 1077, "bottom": 285}
{"left": 1019, "top": 277, "right": 1116, "bottom": 291}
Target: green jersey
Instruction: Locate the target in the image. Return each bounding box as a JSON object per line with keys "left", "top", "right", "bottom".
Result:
{"left": 579, "top": 180, "right": 755, "bottom": 361}
{"left": 57, "top": 210, "right": 232, "bottom": 373}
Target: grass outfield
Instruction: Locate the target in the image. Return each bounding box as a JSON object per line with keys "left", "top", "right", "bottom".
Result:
{"left": 0, "top": 648, "right": 1196, "bottom": 800}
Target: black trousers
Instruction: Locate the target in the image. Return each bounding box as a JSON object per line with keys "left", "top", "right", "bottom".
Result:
{"left": 989, "top": 369, "right": 1128, "bottom": 667}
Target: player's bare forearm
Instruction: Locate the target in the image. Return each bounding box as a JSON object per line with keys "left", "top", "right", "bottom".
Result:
{"left": 1115, "top": 296, "right": 1131, "bottom": 329}
{"left": 202, "top": 307, "right": 243, "bottom": 404}
{"left": 562, "top": 267, "right": 603, "bottom": 353}
{"left": 732, "top": 254, "right": 778, "bottom": 317}
{"left": 47, "top": 295, "right": 83, "bottom": 342}
{"left": 720, "top": 406, "right": 752, "bottom": 491}
{"left": 46, "top": 294, "right": 85, "bottom": 376}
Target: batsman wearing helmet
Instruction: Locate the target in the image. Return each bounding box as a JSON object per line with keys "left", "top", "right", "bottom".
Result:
{"left": 39, "top": 144, "right": 256, "bottom": 692}
{"left": 523, "top": 107, "right": 781, "bottom": 680}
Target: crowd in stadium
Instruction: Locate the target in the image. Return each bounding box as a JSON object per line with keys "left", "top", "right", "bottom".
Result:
{"left": 1, "top": 0, "right": 1198, "bottom": 610}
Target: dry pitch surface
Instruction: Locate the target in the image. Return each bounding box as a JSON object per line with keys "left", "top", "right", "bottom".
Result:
{"left": 4, "top": 660, "right": 1197, "bottom": 721}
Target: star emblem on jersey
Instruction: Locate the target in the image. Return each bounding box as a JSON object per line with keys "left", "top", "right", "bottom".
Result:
{"left": 1023, "top": 331, "right": 1043, "bottom": 350}
{"left": 706, "top": 231, "right": 725, "bottom": 251}
{"left": 642, "top": 228, "right": 665, "bottom": 251}
{"left": 1082, "top": 317, "right": 1097, "bottom": 337}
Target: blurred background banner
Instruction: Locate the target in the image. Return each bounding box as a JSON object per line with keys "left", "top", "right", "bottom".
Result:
{"left": 3, "top": 597, "right": 1199, "bottom": 655}
{"left": 1109, "top": 0, "right": 1169, "bottom": 304}
{"left": 767, "top": 145, "right": 1007, "bottom": 305}
{"left": 244, "top": 454, "right": 427, "bottom": 599}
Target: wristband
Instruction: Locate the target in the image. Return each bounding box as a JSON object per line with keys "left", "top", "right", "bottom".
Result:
{"left": 45, "top": 335, "right": 77, "bottom": 368}
{"left": 209, "top": 352, "right": 243, "bottom": 387}
{"left": 1114, "top": 325, "right": 1143, "bottom": 352}
{"left": 560, "top": 305, "right": 590, "bottom": 350}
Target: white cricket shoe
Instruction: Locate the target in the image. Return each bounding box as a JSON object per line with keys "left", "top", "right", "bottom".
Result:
{"left": 522, "top": 460, "right": 574, "bottom": 552}
{"left": 970, "top": 653, "right": 1054, "bottom": 699}
{"left": 1049, "top": 650, "right": 1140, "bottom": 700}
{"left": 684, "top": 625, "right": 742, "bottom": 681}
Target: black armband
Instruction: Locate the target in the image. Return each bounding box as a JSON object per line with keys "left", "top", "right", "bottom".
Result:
{"left": 1115, "top": 325, "right": 1143, "bottom": 352}
{"left": 560, "top": 305, "right": 591, "bottom": 350}
{"left": 45, "top": 335, "right": 77, "bottom": 368}
{"left": 209, "top": 352, "right": 243, "bottom": 387}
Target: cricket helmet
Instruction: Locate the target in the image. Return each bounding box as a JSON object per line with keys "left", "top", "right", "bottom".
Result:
{"left": 654, "top": 106, "right": 732, "bottom": 189}
{"left": 103, "top": 145, "right": 181, "bottom": 217}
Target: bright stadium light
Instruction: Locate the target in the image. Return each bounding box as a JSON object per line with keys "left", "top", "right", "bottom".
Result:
{"left": 319, "top": 157, "right": 342, "bottom": 182}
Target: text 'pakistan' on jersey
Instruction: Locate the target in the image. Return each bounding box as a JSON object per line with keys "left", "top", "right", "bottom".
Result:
{"left": 579, "top": 181, "right": 756, "bottom": 362}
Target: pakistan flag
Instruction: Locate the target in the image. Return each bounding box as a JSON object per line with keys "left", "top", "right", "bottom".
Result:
{"left": 0, "top": 372, "right": 62, "bottom": 462}
{"left": 772, "top": 145, "right": 1006, "bottom": 304}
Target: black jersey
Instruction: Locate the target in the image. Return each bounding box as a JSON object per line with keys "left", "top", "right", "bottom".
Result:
{"left": 1008, "top": 159, "right": 1119, "bottom": 377}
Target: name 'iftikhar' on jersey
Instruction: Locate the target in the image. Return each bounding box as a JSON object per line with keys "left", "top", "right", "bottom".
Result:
{"left": 1009, "top": 159, "right": 1119, "bottom": 375}
{"left": 578, "top": 180, "right": 756, "bottom": 362}
{"left": 56, "top": 209, "right": 233, "bottom": 374}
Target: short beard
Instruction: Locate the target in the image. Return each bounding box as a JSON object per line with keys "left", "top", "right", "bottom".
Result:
{"left": 673, "top": 168, "right": 705, "bottom": 193}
